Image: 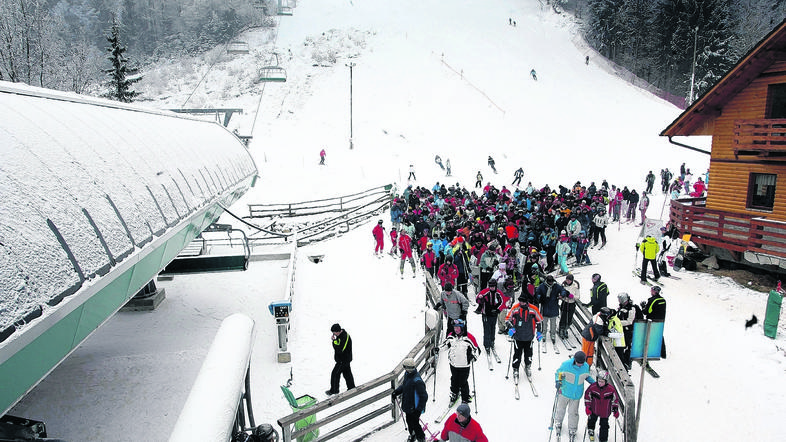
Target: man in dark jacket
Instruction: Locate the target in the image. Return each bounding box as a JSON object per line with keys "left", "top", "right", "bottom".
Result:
{"left": 505, "top": 294, "right": 543, "bottom": 380}
{"left": 642, "top": 286, "right": 667, "bottom": 358}
{"left": 535, "top": 274, "right": 564, "bottom": 349}
{"left": 392, "top": 358, "right": 428, "bottom": 442}
{"left": 585, "top": 273, "right": 608, "bottom": 315}
{"left": 327, "top": 323, "right": 355, "bottom": 395}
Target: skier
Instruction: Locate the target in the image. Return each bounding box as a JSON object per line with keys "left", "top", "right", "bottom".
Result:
{"left": 638, "top": 191, "right": 650, "bottom": 226}
{"left": 446, "top": 158, "right": 452, "bottom": 176}
{"left": 439, "top": 319, "right": 479, "bottom": 404}
{"left": 435, "top": 282, "right": 469, "bottom": 337}
{"left": 637, "top": 235, "right": 660, "bottom": 283}
{"left": 592, "top": 208, "right": 608, "bottom": 248}
{"left": 530, "top": 68, "right": 537, "bottom": 81}
{"left": 512, "top": 167, "right": 524, "bottom": 187}
{"left": 438, "top": 255, "right": 459, "bottom": 289}
{"left": 535, "top": 274, "right": 563, "bottom": 348}
{"left": 607, "top": 308, "right": 626, "bottom": 367}
{"left": 585, "top": 55, "right": 590, "bottom": 65}
{"left": 641, "top": 286, "right": 667, "bottom": 360}
{"left": 319, "top": 148, "right": 326, "bottom": 165}
{"left": 580, "top": 307, "right": 611, "bottom": 366}
{"left": 558, "top": 274, "right": 579, "bottom": 339}
{"left": 399, "top": 231, "right": 417, "bottom": 279}
{"left": 478, "top": 243, "right": 498, "bottom": 290}
{"left": 553, "top": 351, "right": 594, "bottom": 442}
{"left": 487, "top": 156, "right": 497, "bottom": 174}
{"left": 420, "top": 240, "right": 437, "bottom": 276}
{"left": 439, "top": 403, "right": 488, "bottom": 442}
{"left": 661, "top": 168, "right": 673, "bottom": 193}
{"left": 475, "top": 171, "right": 483, "bottom": 188}
{"left": 475, "top": 278, "right": 504, "bottom": 363}
{"left": 372, "top": 220, "right": 385, "bottom": 256}
{"left": 556, "top": 234, "right": 571, "bottom": 276}
{"left": 585, "top": 273, "right": 609, "bottom": 315}
{"left": 435, "top": 155, "right": 444, "bottom": 170}
{"left": 645, "top": 170, "right": 655, "bottom": 194}
{"left": 505, "top": 293, "right": 542, "bottom": 380}
{"left": 408, "top": 164, "right": 416, "bottom": 181}
{"left": 326, "top": 323, "right": 355, "bottom": 395}
{"left": 584, "top": 370, "right": 620, "bottom": 442}
{"left": 392, "top": 357, "right": 428, "bottom": 442}
{"left": 616, "top": 292, "right": 642, "bottom": 370}
{"left": 389, "top": 227, "right": 399, "bottom": 257}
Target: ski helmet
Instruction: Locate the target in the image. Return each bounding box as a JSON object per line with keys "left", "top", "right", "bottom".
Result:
{"left": 488, "top": 278, "right": 497, "bottom": 287}
{"left": 378, "top": 219, "right": 383, "bottom": 224}
{"left": 453, "top": 318, "right": 466, "bottom": 328}
{"left": 617, "top": 292, "right": 630, "bottom": 303}
{"left": 597, "top": 369, "right": 609, "bottom": 383}
{"left": 600, "top": 307, "right": 612, "bottom": 319}
{"left": 651, "top": 286, "right": 662, "bottom": 294}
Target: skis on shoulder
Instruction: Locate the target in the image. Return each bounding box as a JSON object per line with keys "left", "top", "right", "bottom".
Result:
{"left": 433, "top": 397, "right": 460, "bottom": 423}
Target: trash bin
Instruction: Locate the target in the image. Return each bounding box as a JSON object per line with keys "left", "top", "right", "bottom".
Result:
{"left": 280, "top": 386, "right": 319, "bottom": 442}
{"left": 764, "top": 290, "right": 784, "bottom": 339}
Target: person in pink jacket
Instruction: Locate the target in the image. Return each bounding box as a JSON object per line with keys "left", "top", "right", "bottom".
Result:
{"left": 399, "top": 233, "right": 417, "bottom": 278}
{"left": 438, "top": 255, "right": 459, "bottom": 288}
{"left": 691, "top": 177, "right": 706, "bottom": 197}
{"left": 372, "top": 220, "right": 385, "bottom": 256}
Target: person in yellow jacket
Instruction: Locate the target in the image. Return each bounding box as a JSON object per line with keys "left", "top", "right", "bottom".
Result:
{"left": 637, "top": 235, "right": 660, "bottom": 283}
{"left": 607, "top": 310, "right": 626, "bottom": 367}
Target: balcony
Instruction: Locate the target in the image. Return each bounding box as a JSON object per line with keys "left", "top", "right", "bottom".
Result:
{"left": 669, "top": 198, "right": 786, "bottom": 263}
{"left": 733, "top": 119, "right": 786, "bottom": 161}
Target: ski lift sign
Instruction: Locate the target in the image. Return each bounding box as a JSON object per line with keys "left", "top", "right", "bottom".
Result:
{"left": 630, "top": 320, "right": 664, "bottom": 360}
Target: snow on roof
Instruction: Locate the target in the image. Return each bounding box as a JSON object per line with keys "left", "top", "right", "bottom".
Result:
{"left": 0, "top": 81, "right": 258, "bottom": 340}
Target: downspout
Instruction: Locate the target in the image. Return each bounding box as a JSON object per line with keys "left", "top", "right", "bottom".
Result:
{"left": 667, "top": 136, "right": 711, "bottom": 155}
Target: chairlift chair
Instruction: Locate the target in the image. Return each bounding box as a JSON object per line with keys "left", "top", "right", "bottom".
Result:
{"left": 277, "top": 0, "right": 294, "bottom": 15}
{"left": 227, "top": 41, "right": 250, "bottom": 55}
{"left": 259, "top": 53, "right": 287, "bottom": 83}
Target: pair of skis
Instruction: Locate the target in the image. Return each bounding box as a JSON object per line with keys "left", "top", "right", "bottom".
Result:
{"left": 541, "top": 338, "right": 560, "bottom": 354}
{"left": 632, "top": 269, "right": 663, "bottom": 286}
{"left": 513, "top": 370, "right": 538, "bottom": 399}
{"left": 486, "top": 348, "right": 501, "bottom": 370}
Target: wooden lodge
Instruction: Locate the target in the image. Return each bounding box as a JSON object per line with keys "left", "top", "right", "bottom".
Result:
{"left": 661, "top": 19, "right": 786, "bottom": 273}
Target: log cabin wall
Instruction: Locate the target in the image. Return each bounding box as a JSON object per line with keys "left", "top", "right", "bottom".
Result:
{"left": 705, "top": 59, "right": 786, "bottom": 221}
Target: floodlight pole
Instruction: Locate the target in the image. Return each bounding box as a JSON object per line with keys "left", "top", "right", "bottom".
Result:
{"left": 347, "top": 62, "right": 356, "bottom": 150}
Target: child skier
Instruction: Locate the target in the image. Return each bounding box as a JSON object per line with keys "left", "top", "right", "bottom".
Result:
{"left": 584, "top": 370, "right": 620, "bottom": 442}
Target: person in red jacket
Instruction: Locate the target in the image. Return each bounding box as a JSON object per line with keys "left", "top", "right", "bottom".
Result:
{"left": 389, "top": 227, "right": 399, "bottom": 256}
{"left": 372, "top": 220, "right": 385, "bottom": 256}
{"left": 421, "top": 241, "right": 437, "bottom": 276}
{"left": 583, "top": 370, "right": 620, "bottom": 442}
{"left": 399, "top": 233, "right": 417, "bottom": 278}
{"left": 438, "top": 255, "right": 459, "bottom": 288}
{"left": 440, "top": 403, "right": 488, "bottom": 442}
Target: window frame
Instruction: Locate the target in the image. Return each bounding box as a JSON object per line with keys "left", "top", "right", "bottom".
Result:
{"left": 747, "top": 172, "right": 777, "bottom": 211}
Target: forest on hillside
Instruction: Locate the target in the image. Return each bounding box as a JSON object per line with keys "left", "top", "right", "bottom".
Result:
{"left": 0, "top": 0, "right": 784, "bottom": 102}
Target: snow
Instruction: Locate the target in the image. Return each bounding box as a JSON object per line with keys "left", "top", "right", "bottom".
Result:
{"left": 7, "top": 0, "right": 786, "bottom": 441}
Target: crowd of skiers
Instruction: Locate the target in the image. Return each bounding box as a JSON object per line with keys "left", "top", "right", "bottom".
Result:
{"left": 373, "top": 175, "right": 676, "bottom": 442}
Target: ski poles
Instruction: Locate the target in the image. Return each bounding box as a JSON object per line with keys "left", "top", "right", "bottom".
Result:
{"left": 548, "top": 373, "right": 563, "bottom": 442}
{"left": 538, "top": 337, "right": 542, "bottom": 371}
{"left": 470, "top": 360, "right": 478, "bottom": 414}
{"left": 504, "top": 338, "right": 513, "bottom": 379}
{"left": 432, "top": 348, "right": 438, "bottom": 402}
{"left": 395, "top": 397, "right": 409, "bottom": 435}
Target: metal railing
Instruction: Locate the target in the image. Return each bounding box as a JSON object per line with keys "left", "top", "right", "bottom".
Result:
{"left": 247, "top": 185, "right": 392, "bottom": 219}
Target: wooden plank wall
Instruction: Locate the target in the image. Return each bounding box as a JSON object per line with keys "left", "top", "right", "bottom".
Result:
{"left": 705, "top": 57, "right": 786, "bottom": 221}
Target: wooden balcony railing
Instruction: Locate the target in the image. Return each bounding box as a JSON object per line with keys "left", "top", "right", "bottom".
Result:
{"left": 733, "top": 119, "right": 786, "bottom": 160}
{"left": 669, "top": 198, "right": 786, "bottom": 260}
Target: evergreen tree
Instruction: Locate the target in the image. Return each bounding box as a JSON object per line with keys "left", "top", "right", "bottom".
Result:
{"left": 103, "top": 17, "right": 141, "bottom": 102}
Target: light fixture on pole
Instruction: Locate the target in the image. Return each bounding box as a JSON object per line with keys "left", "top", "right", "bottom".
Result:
{"left": 689, "top": 26, "right": 699, "bottom": 106}
{"left": 346, "top": 62, "right": 356, "bottom": 150}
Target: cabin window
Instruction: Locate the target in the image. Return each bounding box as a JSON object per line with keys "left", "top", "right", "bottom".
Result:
{"left": 748, "top": 173, "right": 777, "bottom": 210}
{"left": 767, "top": 84, "right": 786, "bottom": 119}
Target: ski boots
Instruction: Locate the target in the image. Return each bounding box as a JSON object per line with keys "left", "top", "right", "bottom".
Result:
{"left": 525, "top": 365, "right": 532, "bottom": 377}
{"left": 588, "top": 428, "right": 595, "bottom": 441}
{"left": 449, "top": 392, "right": 458, "bottom": 403}
{"left": 568, "top": 431, "right": 577, "bottom": 442}
{"left": 513, "top": 369, "right": 520, "bottom": 384}
{"left": 554, "top": 424, "right": 561, "bottom": 440}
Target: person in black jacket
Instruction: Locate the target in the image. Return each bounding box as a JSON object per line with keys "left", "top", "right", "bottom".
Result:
{"left": 641, "top": 286, "right": 667, "bottom": 359}
{"left": 326, "top": 323, "right": 355, "bottom": 395}
{"left": 585, "top": 273, "right": 609, "bottom": 315}
{"left": 392, "top": 358, "right": 429, "bottom": 442}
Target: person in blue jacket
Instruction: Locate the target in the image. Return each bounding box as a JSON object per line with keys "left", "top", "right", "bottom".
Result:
{"left": 392, "top": 357, "right": 428, "bottom": 442}
{"left": 553, "top": 351, "right": 595, "bottom": 442}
